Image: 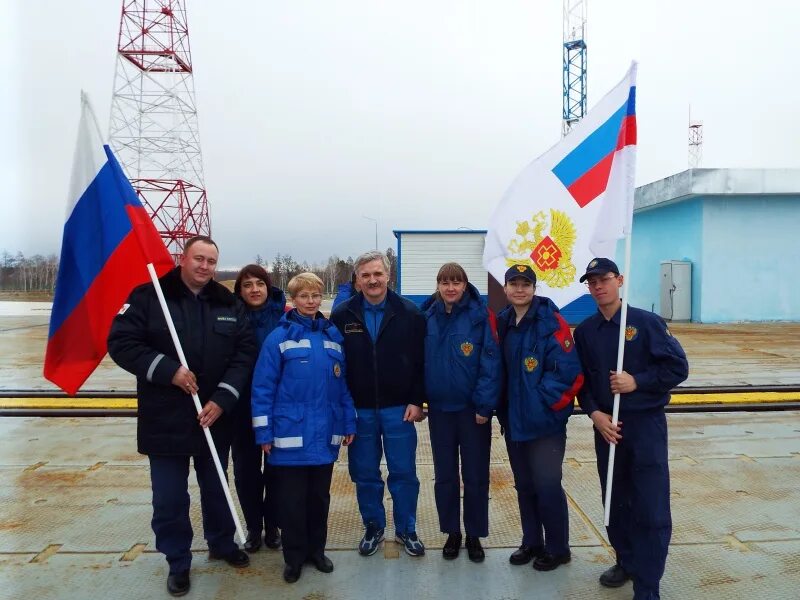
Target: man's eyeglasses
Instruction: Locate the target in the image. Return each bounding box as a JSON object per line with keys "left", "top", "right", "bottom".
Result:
{"left": 583, "top": 274, "right": 618, "bottom": 288}
{"left": 295, "top": 293, "right": 323, "bottom": 301}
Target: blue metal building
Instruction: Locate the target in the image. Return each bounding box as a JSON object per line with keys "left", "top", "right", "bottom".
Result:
{"left": 619, "top": 168, "right": 800, "bottom": 323}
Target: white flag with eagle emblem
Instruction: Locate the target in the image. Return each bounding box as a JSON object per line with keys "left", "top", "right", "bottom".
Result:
{"left": 483, "top": 63, "right": 637, "bottom": 309}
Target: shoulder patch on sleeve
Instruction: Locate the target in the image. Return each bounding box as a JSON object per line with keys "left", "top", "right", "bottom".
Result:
{"left": 553, "top": 313, "right": 575, "bottom": 353}
{"left": 118, "top": 303, "right": 130, "bottom": 315}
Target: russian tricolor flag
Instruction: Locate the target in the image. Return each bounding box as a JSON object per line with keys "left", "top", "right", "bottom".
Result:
{"left": 44, "top": 94, "right": 174, "bottom": 395}
{"left": 552, "top": 87, "right": 636, "bottom": 208}
{"left": 483, "top": 62, "right": 638, "bottom": 310}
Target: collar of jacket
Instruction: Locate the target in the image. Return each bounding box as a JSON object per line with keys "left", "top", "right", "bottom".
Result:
{"left": 499, "top": 295, "right": 560, "bottom": 335}
{"left": 160, "top": 267, "right": 235, "bottom": 306}
{"left": 345, "top": 289, "right": 405, "bottom": 323}
{"left": 245, "top": 286, "right": 287, "bottom": 315}
{"left": 421, "top": 282, "right": 485, "bottom": 324}
{"left": 277, "top": 308, "right": 344, "bottom": 343}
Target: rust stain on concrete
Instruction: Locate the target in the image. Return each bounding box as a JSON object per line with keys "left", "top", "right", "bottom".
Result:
{"left": 30, "top": 544, "right": 62, "bottom": 564}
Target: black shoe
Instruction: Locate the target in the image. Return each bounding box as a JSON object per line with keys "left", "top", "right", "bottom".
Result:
{"left": 599, "top": 564, "right": 631, "bottom": 588}
{"left": 264, "top": 524, "right": 282, "bottom": 549}
{"left": 283, "top": 563, "right": 302, "bottom": 583}
{"left": 308, "top": 554, "right": 334, "bottom": 573}
{"left": 533, "top": 551, "right": 572, "bottom": 571}
{"left": 465, "top": 536, "right": 485, "bottom": 563}
{"left": 442, "top": 533, "right": 462, "bottom": 560}
{"left": 166, "top": 570, "right": 190, "bottom": 597}
{"left": 208, "top": 548, "right": 250, "bottom": 568}
{"left": 244, "top": 530, "right": 262, "bottom": 553}
{"left": 509, "top": 544, "right": 544, "bottom": 566}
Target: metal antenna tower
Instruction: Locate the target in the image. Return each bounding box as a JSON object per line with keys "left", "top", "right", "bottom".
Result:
{"left": 688, "top": 106, "right": 703, "bottom": 168}
{"left": 562, "top": 0, "right": 587, "bottom": 136}
{"left": 108, "top": 0, "right": 210, "bottom": 260}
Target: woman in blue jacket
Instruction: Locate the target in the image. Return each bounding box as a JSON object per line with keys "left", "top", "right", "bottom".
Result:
{"left": 497, "top": 265, "right": 583, "bottom": 573}
{"left": 232, "top": 264, "right": 287, "bottom": 553}
{"left": 251, "top": 272, "right": 356, "bottom": 584}
{"left": 421, "top": 263, "right": 501, "bottom": 562}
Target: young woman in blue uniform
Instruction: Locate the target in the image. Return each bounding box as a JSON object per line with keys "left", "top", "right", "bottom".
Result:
{"left": 496, "top": 265, "right": 583, "bottom": 572}
{"left": 574, "top": 258, "right": 688, "bottom": 600}
{"left": 251, "top": 272, "right": 357, "bottom": 584}
{"left": 421, "top": 263, "right": 501, "bottom": 562}
{"left": 232, "top": 264, "right": 286, "bottom": 553}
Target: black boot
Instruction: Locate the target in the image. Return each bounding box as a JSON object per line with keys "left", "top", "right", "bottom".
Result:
{"left": 465, "top": 536, "right": 485, "bottom": 563}
{"left": 264, "top": 524, "right": 282, "bottom": 549}
{"left": 442, "top": 533, "right": 462, "bottom": 560}
{"left": 166, "top": 570, "right": 190, "bottom": 597}
{"left": 244, "top": 530, "right": 262, "bottom": 553}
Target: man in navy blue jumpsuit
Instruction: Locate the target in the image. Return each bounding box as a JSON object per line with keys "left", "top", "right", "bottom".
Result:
{"left": 573, "top": 258, "right": 688, "bottom": 600}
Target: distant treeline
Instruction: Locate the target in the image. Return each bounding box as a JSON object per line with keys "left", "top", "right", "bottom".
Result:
{"left": 0, "top": 251, "right": 59, "bottom": 292}
{"left": 0, "top": 249, "right": 398, "bottom": 296}
{"left": 226, "top": 250, "right": 398, "bottom": 295}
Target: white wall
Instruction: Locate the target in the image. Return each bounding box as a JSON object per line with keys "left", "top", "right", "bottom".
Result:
{"left": 398, "top": 233, "right": 487, "bottom": 298}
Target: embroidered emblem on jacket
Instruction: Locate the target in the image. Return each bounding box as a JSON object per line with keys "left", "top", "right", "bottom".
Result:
{"left": 625, "top": 326, "right": 638, "bottom": 342}
{"left": 344, "top": 323, "right": 364, "bottom": 334}
{"left": 524, "top": 356, "right": 539, "bottom": 372}
{"left": 333, "top": 363, "right": 342, "bottom": 378}
{"left": 460, "top": 341, "right": 474, "bottom": 357}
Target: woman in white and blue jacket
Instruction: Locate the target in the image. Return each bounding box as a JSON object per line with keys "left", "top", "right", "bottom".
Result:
{"left": 251, "top": 273, "right": 356, "bottom": 584}
{"left": 421, "top": 263, "right": 501, "bottom": 563}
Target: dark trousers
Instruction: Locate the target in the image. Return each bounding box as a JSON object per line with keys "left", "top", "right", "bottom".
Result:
{"left": 504, "top": 430, "right": 570, "bottom": 555}
{"left": 272, "top": 463, "right": 334, "bottom": 568}
{"left": 428, "top": 408, "right": 491, "bottom": 537}
{"left": 231, "top": 407, "right": 276, "bottom": 533}
{"left": 595, "top": 411, "right": 671, "bottom": 600}
{"left": 149, "top": 453, "right": 237, "bottom": 574}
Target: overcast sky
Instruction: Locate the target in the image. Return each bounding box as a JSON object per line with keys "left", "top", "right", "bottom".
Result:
{"left": 2, "top": 0, "right": 797, "bottom": 267}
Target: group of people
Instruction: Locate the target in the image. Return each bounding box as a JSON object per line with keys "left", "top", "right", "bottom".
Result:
{"left": 107, "top": 236, "right": 689, "bottom": 600}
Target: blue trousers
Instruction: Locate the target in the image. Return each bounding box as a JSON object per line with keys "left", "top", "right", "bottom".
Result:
{"left": 595, "top": 411, "right": 671, "bottom": 600}
{"left": 231, "top": 404, "right": 277, "bottom": 533}
{"left": 428, "top": 408, "right": 491, "bottom": 537}
{"left": 347, "top": 405, "right": 419, "bottom": 534}
{"left": 148, "top": 453, "right": 237, "bottom": 574}
{"left": 504, "top": 430, "right": 570, "bottom": 556}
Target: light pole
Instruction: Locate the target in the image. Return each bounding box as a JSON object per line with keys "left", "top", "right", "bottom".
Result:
{"left": 362, "top": 215, "right": 378, "bottom": 250}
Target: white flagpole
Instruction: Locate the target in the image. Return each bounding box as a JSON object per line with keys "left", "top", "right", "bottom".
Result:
{"left": 146, "top": 263, "right": 247, "bottom": 544}
{"left": 603, "top": 231, "right": 633, "bottom": 527}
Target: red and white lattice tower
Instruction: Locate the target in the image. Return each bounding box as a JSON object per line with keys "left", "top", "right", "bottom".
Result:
{"left": 108, "top": 0, "right": 210, "bottom": 260}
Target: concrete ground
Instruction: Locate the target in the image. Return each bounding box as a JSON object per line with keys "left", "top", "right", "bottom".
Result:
{"left": 2, "top": 301, "right": 800, "bottom": 598}
{"left": 1, "top": 412, "right": 799, "bottom": 599}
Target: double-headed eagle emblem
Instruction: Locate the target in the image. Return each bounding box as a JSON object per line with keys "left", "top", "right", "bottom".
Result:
{"left": 506, "top": 209, "right": 577, "bottom": 288}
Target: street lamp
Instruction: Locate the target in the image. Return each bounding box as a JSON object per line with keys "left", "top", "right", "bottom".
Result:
{"left": 362, "top": 215, "right": 378, "bottom": 250}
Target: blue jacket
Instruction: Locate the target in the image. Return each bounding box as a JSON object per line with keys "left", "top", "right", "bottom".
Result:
{"left": 247, "top": 286, "right": 287, "bottom": 347}
{"left": 574, "top": 305, "right": 688, "bottom": 416}
{"left": 420, "top": 283, "right": 501, "bottom": 417}
{"left": 234, "top": 286, "right": 287, "bottom": 431}
{"left": 497, "top": 296, "right": 583, "bottom": 442}
{"left": 251, "top": 310, "right": 357, "bottom": 466}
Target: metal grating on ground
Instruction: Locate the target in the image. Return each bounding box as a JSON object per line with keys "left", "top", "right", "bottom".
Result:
{"left": 1, "top": 413, "right": 800, "bottom": 599}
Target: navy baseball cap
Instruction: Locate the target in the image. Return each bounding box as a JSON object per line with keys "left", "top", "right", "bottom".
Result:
{"left": 579, "top": 257, "right": 620, "bottom": 283}
{"left": 504, "top": 264, "right": 537, "bottom": 284}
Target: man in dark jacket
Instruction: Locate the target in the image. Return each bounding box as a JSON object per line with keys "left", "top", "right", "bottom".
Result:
{"left": 330, "top": 250, "right": 427, "bottom": 558}
{"left": 574, "top": 258, "right": 689, "bottom": 600}
{"left": 108, "top": 236, "right": 257, "bottom": 597}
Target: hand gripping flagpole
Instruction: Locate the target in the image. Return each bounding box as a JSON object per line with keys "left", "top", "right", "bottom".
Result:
{"left": 603, "top": 231, "right": 633, "bottom": 527}
{"left": 145, "top": 263, "right": 247, "bottom": 544}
